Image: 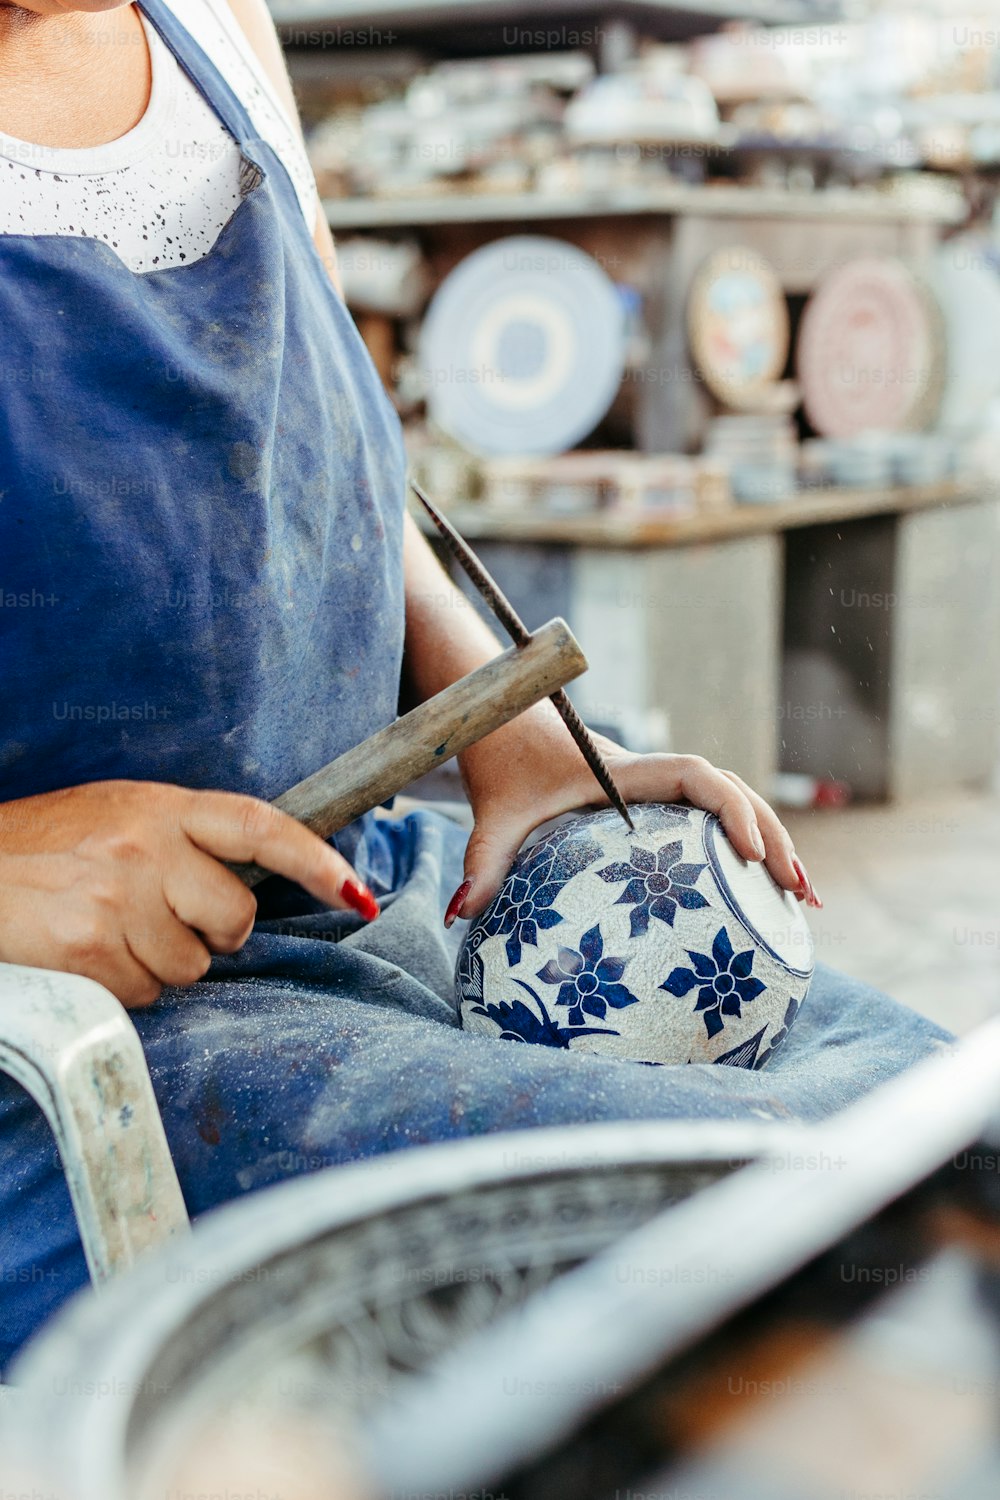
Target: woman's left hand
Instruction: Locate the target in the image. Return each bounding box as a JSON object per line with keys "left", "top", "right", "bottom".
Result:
{"left": 449, "top": 710, "right": 821, "bottom": 926}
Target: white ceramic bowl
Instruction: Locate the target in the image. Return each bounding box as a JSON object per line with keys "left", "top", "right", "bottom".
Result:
{"left": 457, "top": 803, "right": 814, "bottom": 1068}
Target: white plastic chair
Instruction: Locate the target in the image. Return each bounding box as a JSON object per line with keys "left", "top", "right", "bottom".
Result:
{"left": 0, "top": 963, "right": 189, "bottom": 1286}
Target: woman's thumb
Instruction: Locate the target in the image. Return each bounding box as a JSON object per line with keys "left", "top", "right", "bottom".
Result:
{"left": 444, "top": 817, "right": 521, "bottom": 927}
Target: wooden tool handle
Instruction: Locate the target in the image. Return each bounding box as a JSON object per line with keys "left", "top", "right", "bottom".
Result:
{"left": 232, "top": 617, "right": 587, "bottom": 887}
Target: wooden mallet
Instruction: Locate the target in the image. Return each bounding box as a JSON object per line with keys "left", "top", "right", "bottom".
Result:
{"left": 231, "top": 616, "right": 588, "bottom": 887}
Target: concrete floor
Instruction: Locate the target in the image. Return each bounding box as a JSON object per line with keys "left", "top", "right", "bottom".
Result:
{"left": 785, "top": 790, "right": 1000, "bottom": 1037}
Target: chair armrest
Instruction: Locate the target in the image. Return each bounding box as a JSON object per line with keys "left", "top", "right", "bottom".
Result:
{"left": 0, "top": 964, "right": 189, "bottom": 1286}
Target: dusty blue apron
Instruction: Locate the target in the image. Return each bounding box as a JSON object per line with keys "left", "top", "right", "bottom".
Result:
{"left": 0, "top": 0, "right": 406, "bottom": 827}
{"left": 0, "top": 0, "right": 952, "bottom": 1371}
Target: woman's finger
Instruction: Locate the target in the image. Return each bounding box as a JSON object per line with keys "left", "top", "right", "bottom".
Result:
{"left": 58, "top": 922, "right": 162, "bottom": 1010}
{"left": 613, "top": 753, "right": 764, "bottom": 863}
{"left": 126, "top": 909, "right": 214, "bottom": 989}
{"left": 180, "top": 791, "right": 379, "bottom": 919}
{"left": 105, "top": 938, "right": 164, "bottom": 1009}
{"left": 164, "top": 847, "right": 259, "bottom": 953}
{"left": 0, "top": 855, "right": 162, "bottom": 1007}
{"left": 610, "top": 754, "right": 819, "bottom": 905}
{"left": 454, "top": 814, "right": 527, "bottom": 924}
{"left": 719, "top": 770, "right": 820, "bottom": 906}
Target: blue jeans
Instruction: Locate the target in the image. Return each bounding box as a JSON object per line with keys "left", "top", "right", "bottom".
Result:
{"left": 0, "top": 809, "right": 953, "bottom": 1371}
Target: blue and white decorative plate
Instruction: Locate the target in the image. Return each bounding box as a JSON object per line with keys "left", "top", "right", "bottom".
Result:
{"left": 419, "top": 235, "right": 627, "bottom": 457}
{"left": 457, "top": 803, "right": 813, "bottom": 1069}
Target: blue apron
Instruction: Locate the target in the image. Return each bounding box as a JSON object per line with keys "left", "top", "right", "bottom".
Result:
{"left": 0, "top": 0, "right": 406, "bottom": 842}
{"left": 0, "top": 2, "right": 953, "bottom": 1373}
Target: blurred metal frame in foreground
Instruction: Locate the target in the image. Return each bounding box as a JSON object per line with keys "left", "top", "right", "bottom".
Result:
{"left": 365, "top": 1018, "right": 1000, "bottom": 1498}
{"left": 6, "top": 1119, "right": 787, "bottom": 1500}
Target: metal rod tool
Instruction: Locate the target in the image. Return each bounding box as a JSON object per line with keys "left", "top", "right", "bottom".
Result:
{"left": 410, "top": 479, "right": 634, "bottom": 831}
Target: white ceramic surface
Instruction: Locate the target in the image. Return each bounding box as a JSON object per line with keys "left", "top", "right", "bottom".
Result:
{"left": 457, "top": 804, "right": 814, "bottom": 1068}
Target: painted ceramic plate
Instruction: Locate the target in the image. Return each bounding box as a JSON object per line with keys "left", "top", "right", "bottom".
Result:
{"left": 797, "top": 256, "right": 944, "bottom": 438}
{"left": 419, "top": 235, "right": 627, "bottom": 457}
{"left": 687, "top": 247, "right": 789, "bottom": 407}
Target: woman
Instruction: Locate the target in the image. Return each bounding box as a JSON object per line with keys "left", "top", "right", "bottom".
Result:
{"left": 0, "top": 0, "right": 949, "bottom": 1369}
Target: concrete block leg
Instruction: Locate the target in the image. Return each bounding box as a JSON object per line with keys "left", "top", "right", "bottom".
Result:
{"left": 572, "top": 537, "right": 781, "bottom": 788}
{"left": 889, "top": 497, "right": 1000, "bottom": 799}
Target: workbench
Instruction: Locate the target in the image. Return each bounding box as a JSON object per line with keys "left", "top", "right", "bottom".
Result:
{"left": 423, "top": 478, "right": 1000, "bottom": 801}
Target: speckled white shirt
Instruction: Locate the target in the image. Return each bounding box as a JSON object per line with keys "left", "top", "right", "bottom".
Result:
{"left": 0, "top": 0, "right": 319, "bottom": 274}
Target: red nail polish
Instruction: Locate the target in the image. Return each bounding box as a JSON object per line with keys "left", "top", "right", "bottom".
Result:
{"left": 792, "top": 857, "right": 816, "bottom": 906}
{"left": 342, "top": 878, "right": 379, "bottom": 922}
{"left": 444, "top": 879, "right": 472, "bottom": 929}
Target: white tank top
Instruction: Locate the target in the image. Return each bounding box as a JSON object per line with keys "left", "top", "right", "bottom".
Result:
{"left": 0, "top": 0, "right": 319, "bottom": 275}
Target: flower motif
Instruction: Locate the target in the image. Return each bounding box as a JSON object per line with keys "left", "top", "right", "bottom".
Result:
{"left": 536, "top": 923, "right": 639, "bottom": 1028}
{"left": 598, "top": 839, "right": 708, "bottom": 938}
{"left": 479, "top": 831, "right": 600, "bottom": 966}
{"left": 660, "top": 926, "right": 766, "bottom": 1040}
{"left": 470, "top": 980, "right": 613, "bottom": 1049}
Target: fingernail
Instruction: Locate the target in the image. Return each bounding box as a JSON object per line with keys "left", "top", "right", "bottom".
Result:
{"left": 749, "top": 824, "right": 766, "bottom": 860}
{"left": 444, "top": 879, "right": 472, "bottom": 929}
{"left": 342, "top": 878, "right": 380, "bottom": 922}
{"left": 791, "top": 857, "right": 817, "bottom": 907}
{"left": 808, "top": 884, "right": 824, "bottom": 910}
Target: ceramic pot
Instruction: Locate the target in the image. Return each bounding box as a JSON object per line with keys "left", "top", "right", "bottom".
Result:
{"left": 457, "top": 803, "right": 813, "bottom": 1068}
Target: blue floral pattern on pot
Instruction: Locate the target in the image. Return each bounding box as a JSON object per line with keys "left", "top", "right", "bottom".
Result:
{"left": 477, "top": 828, "right": 602, "bottom": 966}
{"left": 456, "top": 804, "right": 814, "bottom": 1068}
{"left": 536, "top": 923, "right": 640, "bottom": 1027}
{"left": 659, "top": 926, "right": 766, "bottom": 1040}
{"left": 597, "top": 837, "right": 709, "bottom": 937}
{"left": 469, "top": 980, "right": 613, "bottom": 1049}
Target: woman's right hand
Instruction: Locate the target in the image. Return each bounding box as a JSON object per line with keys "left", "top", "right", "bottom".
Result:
{"left": 0, "top": 780, "right": 379, "bottom": 1009}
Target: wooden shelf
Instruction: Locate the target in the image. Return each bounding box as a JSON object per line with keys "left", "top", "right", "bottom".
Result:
{"left": 324, "top": 181, "right": 963, "bottom": 232}
{"left": 412, "top": 479, "right": 982, "bottom": 549}
{"left": 273, "top": 0, "right": 842, "bottom": 34}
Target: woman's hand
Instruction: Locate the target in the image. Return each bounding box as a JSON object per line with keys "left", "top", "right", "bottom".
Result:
{"left": 398, "top": 516, "right": 819, "bottom": 926}
{"left": 449, "top": 705, "right": 821, "bottom": 925}
{"left": 0, "top": 781, "right": 379, "bottom": 1008}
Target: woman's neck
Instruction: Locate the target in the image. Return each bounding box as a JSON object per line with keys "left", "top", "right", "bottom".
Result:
{"left": 0, "top": 3, "right": 151, "bottom": 149}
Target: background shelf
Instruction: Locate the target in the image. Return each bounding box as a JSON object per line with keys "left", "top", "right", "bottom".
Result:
{"left": 412, "top": 479, "right": 977, "bottom": 549}
{"left": 323, "top": 181, "right": 962, "bottom": 231}
{"left": 272, "top": 0, "right": 847, "bottom": 42}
